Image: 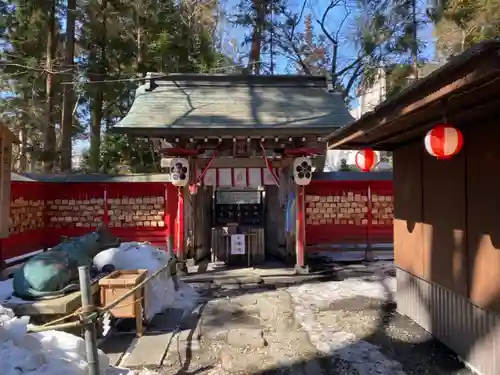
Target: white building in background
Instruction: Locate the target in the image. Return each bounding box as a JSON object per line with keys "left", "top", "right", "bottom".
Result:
{"left": 324, "top": 69, "right": 389, "bottom": 172}
{"left": 324, "top": 64, "right": 442, "bottom": 172}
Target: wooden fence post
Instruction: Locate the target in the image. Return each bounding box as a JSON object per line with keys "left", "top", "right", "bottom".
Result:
{"left": 365, "top": 182, "right": 374, "bottom": 262}
{"left": 103, "top": 186, "right": 109, "bottom": 226}
{"left": 78, "top": 266, "right": 100, "bottom": 375}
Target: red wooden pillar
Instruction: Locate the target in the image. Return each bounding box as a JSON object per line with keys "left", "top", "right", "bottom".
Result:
{"left": 295, "top": 184, "right": 307, "bottom": 271}
{"left": 41, "top": 182, "right": 50, "bottom": 250}
{"left": 176, "top": 187, "right": 184, "bottom": 259}
{"left": 164, "top": 184, "right": 171, "bottom": 247}
{"left": 365, "top": 182, "right": 374, "bottom": 261}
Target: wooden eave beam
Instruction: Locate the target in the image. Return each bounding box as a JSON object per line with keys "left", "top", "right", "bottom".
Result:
{"left": 325, "top": 52, "right": 500, "bottom": 149}
{"left": 373, "top": 93, "right": 500, "bottom": 148}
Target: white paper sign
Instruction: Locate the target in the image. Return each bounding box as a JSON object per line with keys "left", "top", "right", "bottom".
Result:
{"left": 230, "top": 234, "right": 246, "bottom": 255}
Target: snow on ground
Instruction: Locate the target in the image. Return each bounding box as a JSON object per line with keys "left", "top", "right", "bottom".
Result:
{"left": 0, "top": 303, "right": 111, "bottom": 375}
{"left": 288, "top": 273, "right": 405, "bottom": 375}
{"left": 0, "top": 242, "right": 200, "bottom": 375}
{"left": 0, "top": 279, "right": 14, "bottom": 303}
{"left": 93, "top": 241, "right": 200, "bottom": 318}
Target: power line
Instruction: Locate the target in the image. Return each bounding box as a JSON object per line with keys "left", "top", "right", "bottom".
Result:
{"left": 57, "top": 60, "right": 260, "bottom": 86}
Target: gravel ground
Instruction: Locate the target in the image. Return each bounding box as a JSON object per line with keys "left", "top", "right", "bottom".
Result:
{"left": 158, "top": 264, "right": 474, "bottom": 375}
{"left": 288, "top": 274, "right": 474, "bottom": 375}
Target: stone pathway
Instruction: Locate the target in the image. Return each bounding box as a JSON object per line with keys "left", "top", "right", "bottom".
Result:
{"left": 101, "top": 262, "right": 474, "bottom": 375}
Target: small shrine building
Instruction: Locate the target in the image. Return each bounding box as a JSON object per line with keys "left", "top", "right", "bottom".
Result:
{"left": 110, "top": 74, "right": 353, "bottom": 271}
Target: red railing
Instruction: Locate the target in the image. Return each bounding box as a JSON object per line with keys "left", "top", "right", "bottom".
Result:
{"left": 1, "top": 181, "right": 178, "bottom": 264}
{"left": 305, "top": 180, "right": 394, "bottom": 247}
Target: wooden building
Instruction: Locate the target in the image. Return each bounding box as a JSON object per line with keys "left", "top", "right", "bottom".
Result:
{"left": 110, "top": 74, "right": 353, "bottom": 270}
{"left": 324, "top": 41, "right": 500, "bottom": 375}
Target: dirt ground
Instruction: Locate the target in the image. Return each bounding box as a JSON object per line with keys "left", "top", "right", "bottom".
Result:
{"left": 150, "top": 262, "right": 474, "bottom": 375}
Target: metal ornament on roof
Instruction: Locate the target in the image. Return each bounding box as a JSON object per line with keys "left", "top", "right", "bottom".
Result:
{"left": 355, "top": 149, "right": 378, "bottom": 172}
{"left": 424, "top": 124, "right": 463, "bottom": 159}
{"left": 170, "top": 157, "right": 189, "bottom": 187}
{"left": 292, "top": 157, "right": 313, "bottom": 186}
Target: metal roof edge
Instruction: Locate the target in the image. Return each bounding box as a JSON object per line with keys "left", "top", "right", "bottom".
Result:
{"left": 312, "top": 171, "right": 392, "bottom": 181}
{"left": 12, "top": 173, "right": 171, "bottom": 183}
{"left": 144, "top": 73, "right": 332, "bottom": 87}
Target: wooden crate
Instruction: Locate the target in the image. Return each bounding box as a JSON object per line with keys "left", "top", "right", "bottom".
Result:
{"left": 99, "top": 269, "right": 147, "bottom": 336}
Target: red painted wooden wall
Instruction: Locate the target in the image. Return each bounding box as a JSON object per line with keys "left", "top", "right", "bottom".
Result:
{"left": 1, "top": 181, "right": 178, "bottom": 263}
{"left": 1, "top": 178, "right": 393, "bottom": 263}
{"left": 305, "top": 180, "right": 394, "bottom": 247}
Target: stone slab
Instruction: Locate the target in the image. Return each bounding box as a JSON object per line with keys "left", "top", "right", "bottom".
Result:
{"left": 121, "top": 332, "right": 173, "bottom": 368}
{"left": 195, "top": 299, "right": 261, "bottom": 340}
{"left": 99, "top": 333, "right": 136, "bottom": 366}
{"left": 226, "top": 328, "right": 265, "bottom": 348}
{"left": 147, "top": 308, "right": 184, "bottom": 332}
{"left": 162, "top": 329, "right": 202, "bottom": 367}
{"left": 4, "top": 282, "right": 100, "bottom": 315}
{"left": 213, "top": 278, "right": 241, "bottom": 286}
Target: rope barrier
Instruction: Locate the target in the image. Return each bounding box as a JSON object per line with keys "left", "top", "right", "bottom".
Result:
{"left": 27, "top": 256, "right": 179, "bottom": 333}
{"left": 99, "top": 256, "right": 177, "bottom": 314}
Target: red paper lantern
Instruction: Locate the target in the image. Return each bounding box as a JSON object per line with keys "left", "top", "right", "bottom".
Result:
{"left": 424, "top": 124, "right": 463, "bottom": 159}
{"left": 355, "top": 149, "right": 378, "bottom": 172}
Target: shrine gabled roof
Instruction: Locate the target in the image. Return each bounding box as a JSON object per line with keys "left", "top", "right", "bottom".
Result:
{"left": 109, "top": 74, "right": 354, "bottom": 137}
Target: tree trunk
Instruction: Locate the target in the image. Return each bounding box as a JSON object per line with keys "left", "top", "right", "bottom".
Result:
{"left": 88, "top": 0, "right": 107, "bottom": 172}
{"left": 247, "top": 0, "right": 267, "bottom": 75}
{"left": 411, "top": 0, "right": 418, "bottom": 79}
{"left": 89, "top": 90, "right": 103, "bottom": 172}
{"left": 136, "top": 2, "right": 147, "bottom": 84}
{"left": 42, "top": 0, "right": 57, "bottom": 173}
{"left": 19, "top": 125, "right": 28, "bottom": 172}
{"left": 60, "top": 0, "right": 77, "bottom": 172}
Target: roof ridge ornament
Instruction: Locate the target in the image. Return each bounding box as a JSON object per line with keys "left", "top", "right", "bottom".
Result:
{"left": 145, "top": 72, "right": 162, "bottom": 92}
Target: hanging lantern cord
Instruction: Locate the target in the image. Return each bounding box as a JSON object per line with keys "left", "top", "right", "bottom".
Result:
{"left": 442, "top": 99, "right": 448, "bottom": 123}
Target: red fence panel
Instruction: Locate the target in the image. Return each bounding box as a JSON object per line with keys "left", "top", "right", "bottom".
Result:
{"left": 44, "top": 183, "right": 107, "bottom": 247}
{"left": 1, "top": 180, "right": 179, "bottom": 264}
{"left": 368, "top": 180, "right": 394, "bottom": 244}
{"left": 2, "top": 181, "right": 48, "bottom": 260}
{"left": 105, "top": 182, "right": 171, "bottom": 246}
{"left": 305, "top": 180, "right": 371, "bottom": 246}
{"left": 305, "top": 179, "right": 394, "bottom": 248}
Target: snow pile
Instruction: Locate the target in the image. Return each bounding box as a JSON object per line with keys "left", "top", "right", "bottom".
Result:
{"left": 0, "top": 279, "right": 14, "bottom": 303}
{"left": 93, "top": 242, "right": 199, "bottom": 321}
{"left": 0, "top": 304, "right": 110, "bottom": 375}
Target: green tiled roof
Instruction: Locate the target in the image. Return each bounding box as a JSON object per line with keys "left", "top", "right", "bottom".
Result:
{"left": 109, "top": 74, "right": 354, "bottom": 137}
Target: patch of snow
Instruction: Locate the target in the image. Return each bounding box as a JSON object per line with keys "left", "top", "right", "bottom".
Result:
{"left": 0, "top": 304, "right": 110, "bottom": 375}
{"left": 288, "top": 276, "right": 404, "bottom": 375}
{"left": 168, "top": 280, "right": 200, "bottom": 311}
{"left": 0, "top": 279, "right": 14, "bottom": 303}
{"left": 93, "top": 242, "right": 199, "bottom": 321}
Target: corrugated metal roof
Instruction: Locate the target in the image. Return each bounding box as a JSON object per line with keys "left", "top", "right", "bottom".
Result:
{"left": 110, "top": 74, "right": 354, "bottom": 136}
